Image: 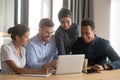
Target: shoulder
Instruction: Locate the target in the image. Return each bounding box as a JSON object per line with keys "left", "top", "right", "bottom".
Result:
{"left": 26, "top": 35, "right": 39, "bottom": 49}
{"left": 1, "top": 44, "right": 8, "bottom": 52}
{"left": 96, "top": 35, "right": 109, "bottom": 45}
{"left": 55, "top": 26, "right": 63, "bottom": 34}
{"left": 74, "top": 37, "right": 83, "bottom": 44}
{"left": 1, "top": 42, "right": 13, "bottom": 51}
{"left": 1, "top": 42, "right": 14, "bottom": 58}
{"left": 55, "top": 27, "right": 64, "bottom": 37}
{"left": 71, "top": 23, "right": 79, "bottom": 33}
{"left": 28, "top": 35, "right": 39, "bottom": 44}
{"left": 72, "top": 23, "right": 78, "bottom": 26}
{"left": 72, "top": 23, "right": 79, "bottom": 29}
{"left": 97, "top": 36, "right": 109, "bottom": 43}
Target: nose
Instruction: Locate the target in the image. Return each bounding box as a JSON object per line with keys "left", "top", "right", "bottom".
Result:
{"left": 63, "top": 22, "right": 68, "bottom": 28}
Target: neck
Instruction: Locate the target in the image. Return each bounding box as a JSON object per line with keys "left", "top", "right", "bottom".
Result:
{"left": 13, "top": 41, "right": 22, "bottom": 58}
{"left": 13, "top": 41, "right": 21, "bottom": 50}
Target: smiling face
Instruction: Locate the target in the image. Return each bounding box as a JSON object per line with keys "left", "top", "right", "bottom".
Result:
{"left": 39, "top": 26, "right": 54, "bottom": 44}
{"left": 16, "top": 31, "right": 30, "bottom": 46}
{"left": 59, "top": 17, "right": 72, "bottom": 30}
{"left": 81, "top": 25, "right": 95, "bottom": 44}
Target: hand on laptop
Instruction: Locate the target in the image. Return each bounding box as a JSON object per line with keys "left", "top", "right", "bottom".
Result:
{"left": 43, "top": 59, "right": 58, "bottom": 70}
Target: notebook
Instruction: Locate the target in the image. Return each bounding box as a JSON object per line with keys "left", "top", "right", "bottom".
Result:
{"left": 20, "top": 72, "right": 52, "bottom": 78}
{"left": 54, "top": 54, "right": 85, "bottom": 75}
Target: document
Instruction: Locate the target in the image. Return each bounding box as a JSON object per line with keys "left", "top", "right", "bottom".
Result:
{"left": 20, "top": 72, "right": 52, "bottom": 78}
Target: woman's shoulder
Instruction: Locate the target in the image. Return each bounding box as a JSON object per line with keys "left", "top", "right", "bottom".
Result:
{"left": 72, "top": 23, "right": 79, "bottom": 27}
{"left": 71, "top": 23, "right": 79, "bottom": 30}
{"left": 1, "top": 42, "right": 13, "bottom": 50}
{"left": 55, "top": 27, "right": 64, "bottom": 35}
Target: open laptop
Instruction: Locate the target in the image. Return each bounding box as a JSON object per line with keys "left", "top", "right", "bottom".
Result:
{"left": 54, "top": 54, "right": 85, "bottom": 75}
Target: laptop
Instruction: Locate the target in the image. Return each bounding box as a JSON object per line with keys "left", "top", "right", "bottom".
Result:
{"left": 54, "top": 54, "right": 85, "bottom": 75}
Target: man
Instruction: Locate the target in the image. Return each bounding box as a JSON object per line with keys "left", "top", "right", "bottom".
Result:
{"left": 25, "top": 18, "right": 58, "bottom": 70}
{"left": 72, "top": 19, "right": 120, "bottom": 71}
{"left": 55, "top": 8, "right": 79, "bottom": 55}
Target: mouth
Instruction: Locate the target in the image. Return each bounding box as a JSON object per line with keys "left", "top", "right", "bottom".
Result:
{"left": 83, "top": 38, "right": 89, "bottom": 42}
{"left": 45, "top": 37, "right": 51, "bottom": 40}
{"left": 64, "top": 27, "right": 69, "bottom": 30}
{"left": 83, "top": 38, "right": 88, "bottom": 41}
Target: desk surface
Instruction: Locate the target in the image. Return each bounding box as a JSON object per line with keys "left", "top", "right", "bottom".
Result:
{"left": 0, "top": 69, "right": 120, "bottom": 80}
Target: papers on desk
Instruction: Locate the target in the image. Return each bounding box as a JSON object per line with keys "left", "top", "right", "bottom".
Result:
{"left": 20, "top": 72, "right": 52, "bottom": 78}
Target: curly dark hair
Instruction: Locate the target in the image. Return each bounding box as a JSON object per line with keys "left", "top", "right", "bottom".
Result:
{"left": 8, "top": 24, "right": 29, "bottom": 40}
{"left": 58, "top": 8, "right": 72, "bottom": 20}
{"left": 81, "top": 19, "right": 95, "bottom": 30}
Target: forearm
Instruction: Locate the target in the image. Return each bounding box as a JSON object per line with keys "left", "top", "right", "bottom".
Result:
{"left": 14, "top": 67, "right": 42, "bottom": 74}
{"left": 14, "top": 67, "right": 50, "bottom": 74}
{"left": 107, "top": 60, "right": 120, "bottom": 70}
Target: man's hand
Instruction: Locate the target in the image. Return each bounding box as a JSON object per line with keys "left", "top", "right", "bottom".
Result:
{"left": 91, "top": 64, "right": 110, "bottom": 71}
{"left": 43, "top": 59, "right": 58, "bottom": 70}
{"left": 91, "top": 64, "right": 104, "bottom": 71}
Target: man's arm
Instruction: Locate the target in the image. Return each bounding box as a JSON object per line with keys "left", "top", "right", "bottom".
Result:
{"left": 106, "top": 42, "right": 120, "bottom": 69}
{"left": 91, "top": 41, "right": 120, "bottom": 71}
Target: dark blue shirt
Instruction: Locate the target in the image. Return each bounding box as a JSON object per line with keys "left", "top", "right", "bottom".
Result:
{"left": 55, "top": 23, "right": 79, "bottom": 55}
{"left": 72, "top": 35, "right": 120, "bottom": 69}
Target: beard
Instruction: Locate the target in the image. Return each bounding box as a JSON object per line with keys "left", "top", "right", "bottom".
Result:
{"left": 41, "top": 35, "right": 51, "bottom": 43}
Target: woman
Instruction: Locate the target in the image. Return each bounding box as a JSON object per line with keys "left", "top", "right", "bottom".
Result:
{"left": 1, "top": 24, "right": 49, "bottom": 74}
{"left": 55, "top": 8, "right": 79, "bottom": 55}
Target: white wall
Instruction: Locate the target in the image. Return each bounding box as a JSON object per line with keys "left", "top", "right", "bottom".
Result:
{"left": 4, "top": 0, "right": 14, "bottom": 31}
{"left": 93, "top": 0, "right": 111, "bottom": 40}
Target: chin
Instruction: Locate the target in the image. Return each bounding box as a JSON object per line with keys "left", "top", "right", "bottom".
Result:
{"left": 64, "top": 28, "right": 69, "bottom": 30}
{"left": 45, "top": 39, "right": 50, "bottom": 42}
{"left": 84, "top": 40, "right": 89, "bottom": 44}
{"left": 22, "top": 44, "right": 27, "bottom": 47}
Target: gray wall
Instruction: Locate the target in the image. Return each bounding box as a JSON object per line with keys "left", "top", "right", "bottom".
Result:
{"left": 93, "top": 0, "right": 110, "bottom": 40}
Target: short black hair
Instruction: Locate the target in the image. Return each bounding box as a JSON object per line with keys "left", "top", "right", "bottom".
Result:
{"left": 58, "top": 8, "right": 72, "bottom": 20}
{"left": 81, "top": 19, "right": 95, "bottom": 30}
{"left": 8, "top": 24, "right": 29, "bottom": 40}
{"left": 39, "top": 18, "right": 54, "bottom": 28}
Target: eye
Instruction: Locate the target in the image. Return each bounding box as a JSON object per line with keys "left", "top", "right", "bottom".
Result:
{"left": 86, "top": 32, "right": 90, "bottom": 35}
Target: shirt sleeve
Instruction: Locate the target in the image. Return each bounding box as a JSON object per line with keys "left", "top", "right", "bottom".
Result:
{"left": 106, "top": 42, "right": 120, "bottom": 61}
{"left": 53, "top": 48, "right": 58, "bottom": 59}
{"left": 1, "top": 44, "right": 13, "bottom": 61}
{"left": 25, "top": 43, "right": 44, "bottom": 70}
{"left": 76, "top": 24, "right": 80, "bottom": 37}
{"left": 106, "top": 42, "right": 120, "bottom": 69}
{"left": 55, "top": 32, "right": 66, "bottom": 55}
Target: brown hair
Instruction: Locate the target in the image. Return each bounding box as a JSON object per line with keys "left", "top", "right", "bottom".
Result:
{"left": 39, "top": 18, "right": 54, "bottom": 28}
